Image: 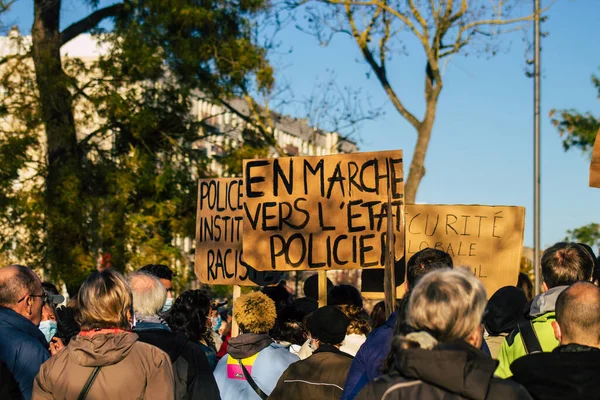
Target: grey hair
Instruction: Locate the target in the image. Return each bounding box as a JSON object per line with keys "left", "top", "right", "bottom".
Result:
{"left": 128, "top": 271, "right": 167, "bottom": 317}
{"left": 407, "top": 267, "right": 487, "bottom": 343}
{"left": 0, "top": 265, "right": 38, "bottom": 307}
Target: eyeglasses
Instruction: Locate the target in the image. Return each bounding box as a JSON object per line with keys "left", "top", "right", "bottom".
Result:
{"left": 17, "top": 292, "right": 48, "bottom": 304}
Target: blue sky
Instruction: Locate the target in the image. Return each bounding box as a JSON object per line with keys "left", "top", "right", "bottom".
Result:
{"left": 4, "top": 0, "right": 600, "bottom": 249}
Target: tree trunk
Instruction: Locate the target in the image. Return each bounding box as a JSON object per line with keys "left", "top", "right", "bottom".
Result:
{"left": 32, "top": 0, "right": 91, "bottom": 293}
{"left": 404, "top": 109, "right": 436, "bottom": 204}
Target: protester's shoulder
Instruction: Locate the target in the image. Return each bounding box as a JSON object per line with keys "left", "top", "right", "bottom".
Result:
{"left": 132, "top": 340, "right": 172, "bottom": 365}
{"left": 488, "top": 377, "right": 533, "bottom": 400}
{"left": 265, "top": 343, "right": 300, "bottom": 360}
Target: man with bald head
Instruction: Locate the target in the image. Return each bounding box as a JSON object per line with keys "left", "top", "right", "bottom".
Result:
{"left": 0, "top": 265, "right": 49, "bottom": 399}
{"left": 511, "top": 282, "right": 600, "bottom": 399}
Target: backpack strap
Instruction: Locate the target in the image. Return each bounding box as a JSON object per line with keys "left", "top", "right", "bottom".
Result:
{"left": 237, "top": 359, "right": 268, "bottom": 400}
{"left": 517, "top": 320, "right": 543, "bottom": 354}
{"left": 77, "top": 366, "right": 102, "bottom": 400}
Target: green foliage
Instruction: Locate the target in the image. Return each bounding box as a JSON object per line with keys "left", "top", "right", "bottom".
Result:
{"left": 0, "top": 0, "right": 274, "bottom": 292}
{"left": 551, "top": 72, "right": 600, "bottom": 153}
{"left": 565, "top": 223, "right": 600, "bottom": 249}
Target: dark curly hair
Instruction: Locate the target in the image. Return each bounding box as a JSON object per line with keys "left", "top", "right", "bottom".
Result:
{"left": 166, "top": 290, "right": 214, "bottom": 350}
{"left": 338, "top": 304, "right": 371, "bottom": 336}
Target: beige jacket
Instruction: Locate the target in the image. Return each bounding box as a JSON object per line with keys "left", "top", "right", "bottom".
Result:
{"left": 33, "top": 332, "right": 174, "bottom": 400}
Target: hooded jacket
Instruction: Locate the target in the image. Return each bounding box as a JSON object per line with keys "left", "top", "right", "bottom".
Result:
{"left": 0, "top": 307, "right": 50, "bottom": 400}
{"left": 33, "top": 332, "right": 175, "bottom": 400}
{"left": 269, "top": 344, "right": 353, "bottom": 400}
{"left": 341, "top": 312, "right": 398, "bottom": 400}
{"left": 495, "top": 286, "right": 566, "bottom": 378}
{"left": 213, "top": 333, "right": 298, "bottom": 400}
{"left": 356, "top": 341, "right": 532, "bottom": 400}
{"left": 134, "top": 321, "right": 220, "bottom": 400}
{"left": 511, "top": 343, "right": 600, "bottom": 400}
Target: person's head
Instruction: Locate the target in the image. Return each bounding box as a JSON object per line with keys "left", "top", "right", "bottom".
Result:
{"left": 270, "top": 320, "right": 306, "bottom": 346}
{"left": 261, "top": 285, "right": 293, "bottom": 315}
{"left": 406, "top": 248, "right": 453, "bottom": 290}
{"left": 303, "top": 274, "right": 333, "bottom": 301}
{"left": 369, "top": 301, "right": 386, "bottom": 330}
{"left": 553, "top": 282, "right": 600, "bottom": 348}
{"left": 483, "top": 286, "right": 527, "bottom": 336}
{"left": 541, "top": 242, "right": 595, "bottom": 291}
{"left": 408, "top": 268, "right": 487, "bottom": 347}
{"left": 233, "top": 291, "right": 276, "bottom": 334}
{"left": 578, "top": 243, "right": 600, "bottom": 285}
{"left": 139, "top": 264, "right": 174, "bottom": 301}
{"left": 76, "top": 270, "right": 133, "bottom": 331}
{"left": 0, "top": 265, "right": 44, "bottom": 326}
{"left": 128, "top": 271, "right": 166, "bottom": 318}
{"left": 306, "top": 305, "right": 350, "bottom": 347}
{"left": 167, "top": 290, "right": 212, "bottom": 343}
{"left": 517, "top": 272, "right": 534, "bottom": 301}
{"left": 328, "top": 285, "right": 363, "bottom": 308}
{"left": 338, "top": 304, "right": 370, "bottom": 336}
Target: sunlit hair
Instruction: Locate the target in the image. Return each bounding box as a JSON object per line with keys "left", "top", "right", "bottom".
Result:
{"left": 76, "top": 270, "right": 133, "bottom": 331}
{"left": 338, "top": 304, "right": 371, "bottom": 336}
{"left": 408, "top": 267, "right": 487, "bottom": 343}
{"left": 128, "top": 272, "right": 166, "bottom": 317}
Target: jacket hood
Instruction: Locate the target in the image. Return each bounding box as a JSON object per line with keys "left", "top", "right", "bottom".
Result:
{"left": 484, "top": 286, "right": 528, "bottom": 335}
{"left": 394, "top": 341, "right": 498, "bottom": 400}
{"left": 227, "top": 333, "right": 273, "bottom": 359}
{"left": 68, "top": 332, "right": 138, "bottom": 367}
{"left": 529, "top": 286, "right": 567, "bottom": 317}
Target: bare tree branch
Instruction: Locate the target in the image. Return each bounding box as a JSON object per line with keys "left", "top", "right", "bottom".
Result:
{"left": 60, "top": 3, "right": 124, "bottom": 47}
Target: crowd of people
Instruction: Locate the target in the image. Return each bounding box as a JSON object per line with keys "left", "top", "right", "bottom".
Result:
{"left": 0, "top": 241, "right": 598, "bottom": 399}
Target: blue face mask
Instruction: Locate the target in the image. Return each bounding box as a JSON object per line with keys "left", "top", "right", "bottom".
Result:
{"left": 161, "top": 297, "right": 174, "bottom": 313}
{"left": 211, "top": 315, "right": 222, "bottom": 332}
{"left": 39, "top": 320, "right": 58, "bottom": 343}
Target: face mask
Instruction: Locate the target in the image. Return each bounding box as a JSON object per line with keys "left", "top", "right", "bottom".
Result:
{"left": 161, "top": 297, "right": 174, "bottom": 313}
{"left": 39, "top": 320, "right": 58, "bottom": 343}
{"left": 211, "top": 315, "right": 222, "bottom": 332}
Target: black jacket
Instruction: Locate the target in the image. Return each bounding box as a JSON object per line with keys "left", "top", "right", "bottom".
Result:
{"left": 356, "top": 341, "right": 532, "bottom": 400}
{"left": 134, "top": 323, "right": 221, "bottom": 400}
{"left": 269, "top": 344, "right": 353, "bottom": 400}
{"left": 0, "top": 359, "right": 21, "bottom": 400}
{"left": 511, "top": 343, "right": 600, "bottom": 400}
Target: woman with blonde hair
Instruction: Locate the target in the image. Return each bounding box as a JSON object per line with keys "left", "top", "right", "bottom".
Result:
{"left": 33, "top": 270, "right": 174, "bottom": 400}
{"left": 356, "top": 268, "right": 532, "bottom": 400}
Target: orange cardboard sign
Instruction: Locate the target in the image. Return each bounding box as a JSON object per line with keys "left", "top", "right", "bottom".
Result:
{"left": 406, "top": 204, "right": 526, "bottom": 297}
{"left": 195, "top": 178, "right": 281, "bottom": 285}
{"left": 243, "top": 150, "right": 404, "bottom": 271}
{"left": 590, "top": 128, "right": 600, "bottom": 188}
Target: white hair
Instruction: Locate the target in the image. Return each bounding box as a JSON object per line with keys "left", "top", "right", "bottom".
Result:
{"left": 128, "top": 272, "right": 167, "bottom": 317}
{"left": 408, "top": 267, "right": 487, "bottom": 343}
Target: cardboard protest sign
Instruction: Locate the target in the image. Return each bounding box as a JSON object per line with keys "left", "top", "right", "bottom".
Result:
{"left": 590, "top": 128, "right": 600, "bottom": 188}
{"left": 195, "top": 178, "right": 282, "bottom": 285}
{"left": 405, "top": 204, "right": 525, "bottom": 297}
{"left": 243, "top": 150, "right": 404, "bottom": 271}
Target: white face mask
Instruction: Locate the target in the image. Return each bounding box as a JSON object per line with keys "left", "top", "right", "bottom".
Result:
{"left": 39, "top": 320, "right": 58, "bottom": 343}
{"left": 161, "top": 297, "right": 174, "bottom": 313}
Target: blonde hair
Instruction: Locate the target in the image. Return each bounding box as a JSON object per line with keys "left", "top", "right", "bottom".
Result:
{"left": 233, "top": 291, "right": 276, "bottom": 334}
{"left": 77, "top": 270, "right": 133, "bottom": 331}
{"left": 338, "top": 305, "right": 371, "bottom": 336}
{"left": 408, "top": 267, "right": 487, "bottom": 343}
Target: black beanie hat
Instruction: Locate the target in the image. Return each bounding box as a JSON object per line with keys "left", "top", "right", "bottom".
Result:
{"left": 306, "top": 306, "right": 350, "bottom": 345}
{"left": 484, "top": 286, "right": 527, "bottom": 336}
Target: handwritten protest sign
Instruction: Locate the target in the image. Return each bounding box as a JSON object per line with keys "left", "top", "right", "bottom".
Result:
{"left": 195, "top": 178, "right": 282, "bottom": 285}
{"left": 405, "top": 204, "right": 525, "bottom": 297}
{"left": 590, "top": 128, "right": 600, "bottom": 188}
{"left": 243, "top": 150, "right": 404, "bottom": 271}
